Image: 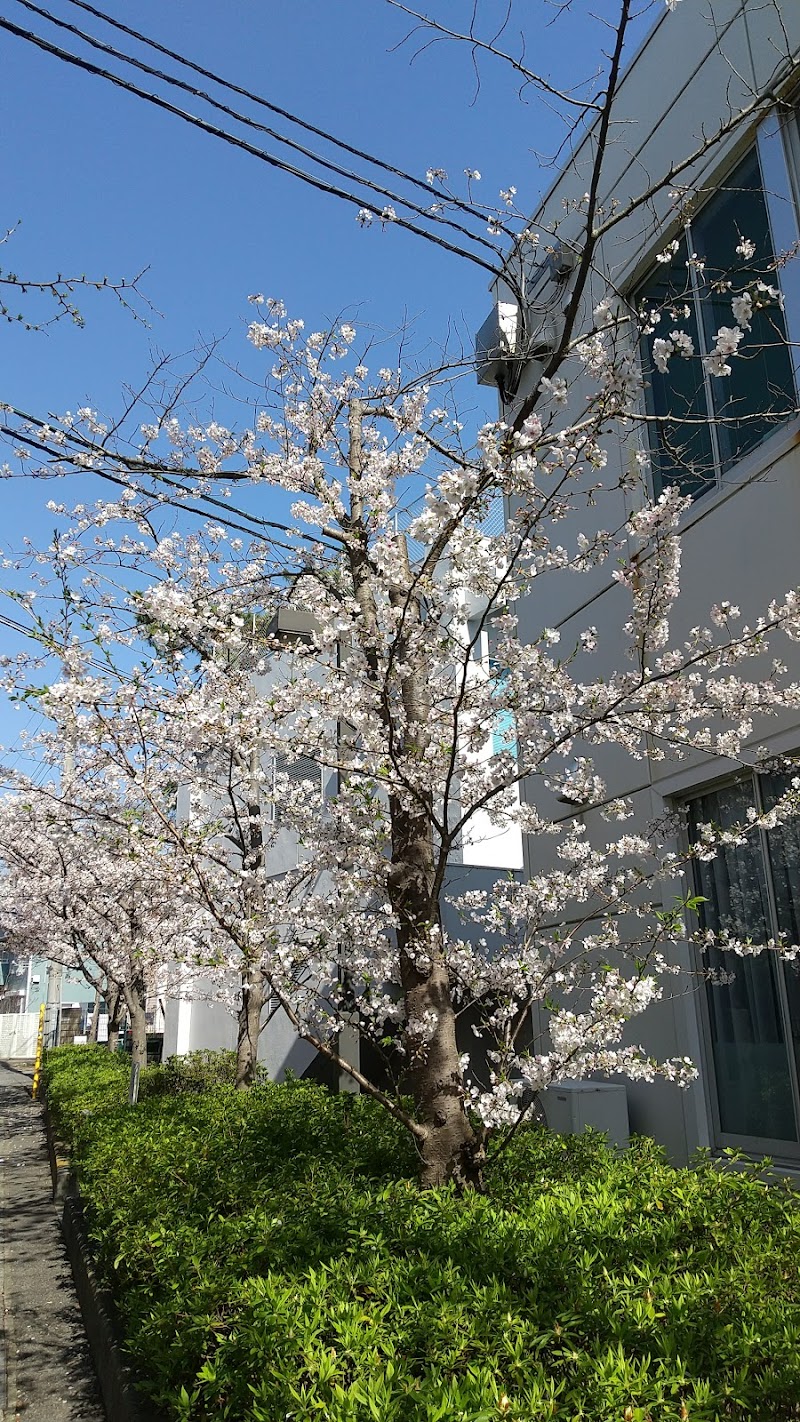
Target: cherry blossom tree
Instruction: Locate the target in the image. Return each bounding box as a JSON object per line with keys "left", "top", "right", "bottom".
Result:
{"left": 2, "top": 272, "right": 799, "bottom": 1183}
{"left": 0, "top": 222, "right": 151, "bottom": 334}
{"left": 1, "top": 1, "right": 799, "bottom": 1185}
{"left": 0, "top": 765, "right": 217, "bottom": 1071}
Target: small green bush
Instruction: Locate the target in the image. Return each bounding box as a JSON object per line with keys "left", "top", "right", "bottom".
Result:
{"left": 142, "top": 1049, "right": 262, "bottom": 1097}
{"left": 46, "top": 1046, "right": 800, "bottom": 1421}
{"left": 43, "top": 1043, "right": 130, "bottom": 1142}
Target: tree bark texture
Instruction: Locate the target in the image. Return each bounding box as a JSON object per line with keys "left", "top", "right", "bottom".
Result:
{"left": 87, "top": 992, "right": 101, "bottom": 1043}
{"left": 126, "top": 977, "right": 148, "bottom": 1073}
{"left": 389, "top": 800, "right": 482, "bottom": 1188}
{"left": 236, "top": 966, "right": 265, "bottom": 1088}
{"left": 105, "top": 984, "right": 124, "bottom": 1054}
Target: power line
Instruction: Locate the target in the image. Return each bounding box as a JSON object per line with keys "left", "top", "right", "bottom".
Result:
{"left": 0, "top": 9, "right": 509, "bottom": 282}
{"left": 14, "top": 0, "right": 506, "bottom": 263}
{"left": 1, "top": 405, "right": 345, "bottom": 553}
{"left": 0, "top": 707, "right": 43, "bottom": 773}
{"left": 59, "top": 0, "right": 509, "bottom": 242}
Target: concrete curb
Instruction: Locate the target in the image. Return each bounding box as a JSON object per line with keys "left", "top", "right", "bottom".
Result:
{"left": 42, "top": 1103, "right": 76, "bottom": 1204}
{"left": 42, "top": 1107, "right": 168, "bottom": 1422}
{"left": 60, "top": 1196, "right": 167, "bottom": 1422}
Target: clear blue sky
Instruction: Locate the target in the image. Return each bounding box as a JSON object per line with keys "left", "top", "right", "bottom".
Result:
{"left": 0, "top": 0, "right": 658, "bottom": 762}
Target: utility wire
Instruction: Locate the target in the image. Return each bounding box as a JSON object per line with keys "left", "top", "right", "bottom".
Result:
{"left": 59, "top": 0, "right": 507, "bottom": 240}
{"left": 0, "top": 12, "right": 507, "bottom": 281}
{"left": 13, "top": 0, "right": 507, "bottom": 262}
{"left": 1, "top": 406, "right": 346, "bottom": 554}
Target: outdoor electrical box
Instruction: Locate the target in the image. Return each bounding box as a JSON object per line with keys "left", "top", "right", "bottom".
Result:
{"left": 525, "top": 314, "right": 561, "bottom": 359}
{"left": 475, "top": 300, "right": 521, "bottom": 388}
{"left": 543, "top": 244, "right": 578, "bottom": 283}
{"left": 541, "top": 1081, "right": 629, "bottom": 1149}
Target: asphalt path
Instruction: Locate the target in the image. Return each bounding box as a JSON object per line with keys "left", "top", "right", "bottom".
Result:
{"left": 0, "top": 1060, "right": 104, "bottom": 1422}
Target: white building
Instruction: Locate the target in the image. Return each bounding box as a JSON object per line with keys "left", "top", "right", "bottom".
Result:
{"left": 163, "top": 610, "right": 333, "bottom": 1080}
{"left": 162, "top": 604, "right": 524, "bottom": 1088}
{"left": 485, "top": 0, "right": 800, "bottom": 1165}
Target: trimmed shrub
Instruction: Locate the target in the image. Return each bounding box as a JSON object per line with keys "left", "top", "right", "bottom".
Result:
{"left": 46, "top": 1047, "right": 800, "bottom": 1422}
{"left": 142, "top": 1049, "right": 260, "bottom": 1096}
{"left": 43, "top": 1042, "right": 130, "bottom": 1142}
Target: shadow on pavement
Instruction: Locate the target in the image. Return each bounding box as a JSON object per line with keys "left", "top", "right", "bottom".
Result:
{"left": 0, "top": 1066, "right": 105, "bottom": 1421}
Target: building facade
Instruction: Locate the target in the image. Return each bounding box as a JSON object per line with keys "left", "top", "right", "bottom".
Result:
{"left": 488, "top": 0, "right": 800, "bottom": 1165}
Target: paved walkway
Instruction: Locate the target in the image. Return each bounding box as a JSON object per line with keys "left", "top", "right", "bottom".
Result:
{"left": 0, "top": 1061, "right": 104, "bottom": 1422}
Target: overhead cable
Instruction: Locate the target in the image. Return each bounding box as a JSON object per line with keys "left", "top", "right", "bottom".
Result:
{"left": 59, "top": 0, "right": 505, "bottom": 235}
{"left": 0, "top": 11, "right": 507, "bottom": 280}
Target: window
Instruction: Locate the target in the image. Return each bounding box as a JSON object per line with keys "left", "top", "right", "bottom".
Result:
{"left": 637, "top": 142, "right": 797, "bottom": 501}
{"left": 687, "top": 772, "right": 800, "bottom": 1153}
{"left": 269, "top": 750, "right": 324, "bottom": 824}
{"left": 468, "top": 615, "right": 518, "bottom": 758}
{"left": 487, "top": 619, "right": 517, "bottom": 758}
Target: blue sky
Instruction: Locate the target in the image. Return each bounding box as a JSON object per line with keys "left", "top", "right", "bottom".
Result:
{"left": 0, "top": 0, "right": 659, "bottom": 762}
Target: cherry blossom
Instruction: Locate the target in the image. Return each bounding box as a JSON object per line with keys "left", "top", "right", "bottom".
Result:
{"left": 2, "top": 286, "right": 800, "bottom": 1184}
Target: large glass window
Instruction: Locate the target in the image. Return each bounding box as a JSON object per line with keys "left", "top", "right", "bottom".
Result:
{"left": 687, "top": 773, "right": 800, "bottom": 1151}
{"left": 486, "top": 619, "right": 517, "bottom": 758}
{"left": 637, "top": 145, "right": 796, "bottom": 500}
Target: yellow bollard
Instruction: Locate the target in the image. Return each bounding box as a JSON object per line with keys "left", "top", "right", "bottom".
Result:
{"left": 31, "top": 1001, "right": 46, "bottom": 1100}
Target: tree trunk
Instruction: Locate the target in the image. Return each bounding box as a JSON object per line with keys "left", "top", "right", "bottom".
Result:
{"left": 235, "top": 966, "right": 265, "bottom": 1088}
{"left": 402, "top": 951, "right": 484, "bottom": 1188}
{"left": 234, "top": 763, "right": 266, "bottom": 1090}
{"left": 87, "top": 992, "right": 101, "bottom": 1043}
{"left": 389, "top": 800, "right": 483, "bottom": 1189}
{"left": 106, "top": 985, "right": 124, "bottom": 1054}
{"left": 346, "top": 409, "right": 480, "bottom": 1186}
{"left": 127, "top": 983, "right": 148, "bottom": 1073}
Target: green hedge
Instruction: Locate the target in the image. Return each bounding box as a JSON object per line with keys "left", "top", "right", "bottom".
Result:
{"left": 44, "top": 1046, "right": 800, "bottom": 1421}
{"left": 142, "top": 1048, "right": 269, "bottom": 1095}
{"left": 44, "top": 1041, "right": 131, "bottom": 1140}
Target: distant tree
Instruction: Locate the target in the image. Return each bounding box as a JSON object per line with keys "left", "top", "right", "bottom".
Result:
{"left": 0, "top": 774, "right": 214, "bottom": 1071}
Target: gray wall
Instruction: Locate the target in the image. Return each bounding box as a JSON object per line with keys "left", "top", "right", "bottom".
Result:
{"left": 500, "top": 0, "right": 800, "bottom": 1162}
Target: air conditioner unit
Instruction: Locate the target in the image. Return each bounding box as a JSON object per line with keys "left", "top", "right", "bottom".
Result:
{"left": 541, "top": 1080, "right": 629, "bottom": 1149}
{"left": 475, "top": 301, "right": 521, "bottom": 388}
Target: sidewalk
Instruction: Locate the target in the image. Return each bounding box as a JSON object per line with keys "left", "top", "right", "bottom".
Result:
{"left": 0, "top": 1060, "right": 104, "bottom": 1422}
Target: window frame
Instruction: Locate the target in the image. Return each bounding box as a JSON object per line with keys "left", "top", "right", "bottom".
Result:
{"left": 683, "top": 767, "right": 800, "bottom": 1163}
{"left": 467, "top": 613, "right": 519, "bottom": 760}
{"left": 635, "top": 115, "right": 800, "bottom": 504}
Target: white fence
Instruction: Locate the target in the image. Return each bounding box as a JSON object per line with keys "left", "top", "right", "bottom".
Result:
{"left": 0, "top": 1012, "right": 39, "bottom": 1059}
